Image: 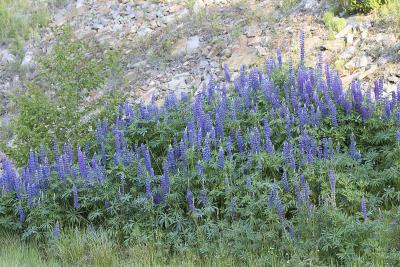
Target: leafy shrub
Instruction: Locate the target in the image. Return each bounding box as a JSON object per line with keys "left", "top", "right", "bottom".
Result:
{"left": 2, "top": 35, "right": 400, "bottom": 265}
{"left": 336, "top": 0, "right": 389, "bottom": 14}
{"left": 9, "top": 85, "right": 60, "bottom": 164}
{"left": 323, "top": 11, "right": 346, "bottom": 33}
{"left": 4, "top": 27, "right": 122, "bottom": 165}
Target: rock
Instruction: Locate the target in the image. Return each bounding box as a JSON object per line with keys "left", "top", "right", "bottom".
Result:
{"left": 255, "top": 46, "right": 268, "bottom": 56}
{"left": 360, "top": 29, "right": 368, "bottom": 39}
{"left": 53, "top": 13, "right": 67, "bottom": 26}
{"left": 340, "top": 46, "right": 356, "bottom": 60}
{"left": 377, "top": 56, "right": 389, "bottom": 66}
{"left": 187, "top": 36, "right": 201, "bottom": 53}
{"left": 224, "top": 46, "right": 258, "bottom": 70}
{"left": 261, "top": 35, "right": 270, "bottom": 46}
{"left": 245, "top": 25, "right": 262, "bottom": 38}
{"left": 193, "top": 0, "right": 205, "bottom": 14}
{"left": 162, "top": 14, "right": 175, "bottom": 24}
{"left": 137, "top": 27, "right": 153, "bottom": 37}
{"left": 21, "top": 51, "right": 35, "bottom": 69}
{"left": 320, "top": 39, "right": 345, "bottom": 52}
{"left": 1, "top": 50, "right": 16, "bottom": 65}
{"left": 346, "top": 33, "right": 354, "bottom": 46}
{"left": 248, "top": 36, "right": 261, "bottom": 46}
{"left": 168, "top": 72, "right": 191, "bottom": 90}
{"left": 140, "top": 88, "right": 159, "bottom": 104}
{"left": 172, "top": 36, "right": 201, "bottom": 56}
{"left": 335, "top": 24, "right": 353, "bottom": 39}
{"left": 358, "top": 64, "right": 377, "bottom": 80}
{"left": 221, "top": 48, "right": 232, "bottom": 58}
{"left": 301, "top": 0, "right": 319, "bottom": 9}
{"left": 345, "top": 54, "right": 370, "bottom": 70}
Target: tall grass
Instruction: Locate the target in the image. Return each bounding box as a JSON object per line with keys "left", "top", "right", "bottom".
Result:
{"left": 0, "top": 229, "right": 285, "bottom": 266}
{"left": 0, "top": 0, "right": 49, "bottom": 54}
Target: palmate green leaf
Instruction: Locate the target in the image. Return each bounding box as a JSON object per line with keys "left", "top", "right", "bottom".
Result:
{"left": 88, "top": 209, "right": 104, "bottom": 222}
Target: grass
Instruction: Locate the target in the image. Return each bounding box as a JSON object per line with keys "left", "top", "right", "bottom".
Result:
{"left": 0, "top": 229, "right": 286, "bottom": 267}
{"left": 323, "top": 11, "right": 347, "bottom": 33}
{"left": 0, "top": 0, "right": 50, "bottom": 55}
{"left": 0, "top": 232, "right": 59, "bottom": 267}
{"left": 280, "top": 0, "right": 300, "bottom": 14}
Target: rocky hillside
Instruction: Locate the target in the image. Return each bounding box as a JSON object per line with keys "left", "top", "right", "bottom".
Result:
{"left": 0, "top": 0, "right": 399, "bottom": 120}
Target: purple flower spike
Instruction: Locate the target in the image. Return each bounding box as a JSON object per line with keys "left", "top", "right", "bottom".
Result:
{"left": 245, "top": 176, "right": 253, "bottom": 191}
{"left": 186, "top": 189, "right": 195, "bottom": 211}
{"left": 73, "top": 184, "right": 79, "bottom": 209}
{"left": 263, "top": 117, "right": 274, "bottom": 154}
{"left": 361, "top": 196, "right": 367, "bottom": 223}
{"left": 77, "top": 147, "right": 88, "bottom": 180}
{"left": 277, "top": 49, "right": 282, "bottom": 68}
{"left": 54, "top": 222, "right": 61, "bottom": 240}
{"left": 202, "top": 136, "right": 211, "bottom": 162}
{"left": 349, "top": 134, "right": 361, "bottom": 161}
{"left": 141, "top": 144, "right": 153, "bottom": 175}
{"left": 299, "top": 31, "right": 305, "bottom": 64}
{"left": 145, "top": 178, "right": 152, "bottom": 200}
{"left": 197, "top": 160, "right": 204, "bottom": 177}
{"left": 218, "top": 147, "right": 224, "bottom": 169}
{"left": 328, "top": 170, "right": 336, "bottom": 207}
{"left": 224, "top": 64, "right": 231, "bottom": 83}
{"left": 19, "top": 206, "right": 25, "bottom": 223}
{"left": 281, "top": 170, "right": 289, "bottom": 192}
{"left": 236, "top": 129, "right": 244, "bottom": 153}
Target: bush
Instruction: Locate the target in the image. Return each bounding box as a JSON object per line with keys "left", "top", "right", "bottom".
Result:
{"left": 336, "top": 0, "right": 389, "bottom": 14}
{"left": 323, "top": 11, "right": 347, "bottom": 33}
{"left": 2, "top": 37, "right": 400, "bottom": 265}
{"left": 3, "top": 27, "right": 122, "bottom": 165}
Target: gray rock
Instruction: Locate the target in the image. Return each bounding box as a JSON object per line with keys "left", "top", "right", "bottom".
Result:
{"left": 301, "top": 0, "right": 319, "bottom": 9}
{"left": 168, "top": 72, "right": 190, "bottom": 90}
{"left": 335, "top": 24, "right": 353, "bottom": 39}
{"left": 345, "top": 54, "right": 370, "bottom": 69}
{"left": 346, "top": 33, "right": 354, "bottom": 46}
{"left": 1, "top": 50, "right": 16, "bottom": 65}
{"left": 137, "top": 27, "right": 153, "bottom": 37}
{"left": 341, "top": 46, "right": 356, "bottom": 60}
{"left": 193, "top": 0, "right": 205, "bottom": 14}
{"left": 21, "top": 51, "right": 35, "bottom": 69}
{"left": 172, "top": 36, "right": 201, "bottom": 57}
{"left": 321, "top": 39, "right": 345, "bottom": 52}
{"left": 245, "top": 26, "right": 262, "bottom": 38}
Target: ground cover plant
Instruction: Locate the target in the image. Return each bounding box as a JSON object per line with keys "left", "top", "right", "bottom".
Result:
{"left": 1, "top": 35, "right": 400, "bottom": 266}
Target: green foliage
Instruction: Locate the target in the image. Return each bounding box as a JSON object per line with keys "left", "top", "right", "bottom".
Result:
{"left": 5, "top": 28, "right": 122, "bottom": 165}
{"left": 10, "top": 85, "right": 59, "bottom": 163}
{"left": 323, "top": 11, "right": 347, "bottom": 33}
{"left": 0, "top": 0, "right": 49, "bottom": 54}
{"left": 379, "top": 0, "right": 400, "bottom": 37}
{"left": 2, "top": 33, "right": 400, "bottom": 265}
{"left": 336, "top": 0, "right": 389, "bottom": 14}
{"left": 3, "top": 85, "right": 400, "bottom": 265}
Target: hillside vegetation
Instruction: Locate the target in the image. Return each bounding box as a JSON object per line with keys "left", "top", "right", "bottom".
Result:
{"left": 1, "top": 35, "right": 400, "bottom": 265}
{"left": 0, "top": 0, "right": 400, "bottom": 266}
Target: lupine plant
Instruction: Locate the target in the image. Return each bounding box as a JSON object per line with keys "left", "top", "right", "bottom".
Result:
{"left": 1, "top": 34, "right": 400, "bottom": 265}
